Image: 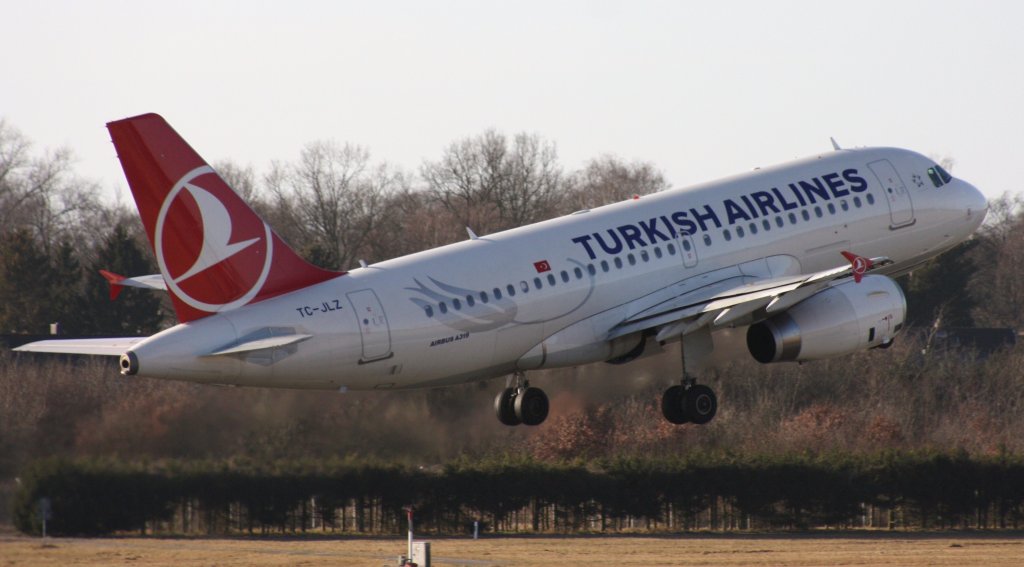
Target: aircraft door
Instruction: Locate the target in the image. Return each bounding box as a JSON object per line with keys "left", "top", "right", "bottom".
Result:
{"left": 676, "top": 232, "right": 699, "bottom": 268}
{"left": 868, "top": 159, "right": 915, "bottom": 229}
{"left": 346, "top": 289, "right": 393, "bottom": 363}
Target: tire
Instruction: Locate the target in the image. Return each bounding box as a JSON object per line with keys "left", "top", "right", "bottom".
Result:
{"left": 684, "top": 384, "right": 717, "bottom": 425}
{"left": 514, "top": 387, "right": 549, "bottom": 426}
{"left": 661, "top": 385, "right": 688, "bottom": 424}
{"left": 494, "top": 388, "right": 521, "bottom": 426}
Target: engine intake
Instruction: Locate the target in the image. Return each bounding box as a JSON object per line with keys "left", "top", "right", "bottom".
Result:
{"left": 747, "top": 275, "right": 905, "bottom": 363}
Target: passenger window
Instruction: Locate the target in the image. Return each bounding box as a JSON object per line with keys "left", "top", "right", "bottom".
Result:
{"left": 425, "top": 305, "right": 434, "bottom": 317}
{"left": 627, "top": 253, "right": 636, "bottom": 266}
{"left": 520, "top": 280, "right": 530, "bottom": 293}
{"left": 667, "top": 243, "right": 676, "bottom": 255}
{"left": 613, "top": 257, "right": 623, "bottom": 269}
{"left": 749, "top": 222, "right": 757, "bottom": 235}
{"left": 507, "top": 284, "right": 516, "bottom": 297}
{"left": 574, "top": 267, "right": 583, "bottom": 279}
{"left": 724, "top": 229, "right": 732, "bottom": 241}
{"left": 737, "top": 226, "right": 745, "bottom": 238}
{"left": 801, "top": 210, "right": 810, "bottom": 221}
{"left": 775, "top": 216, "right": 784, "bottom": 228}
{"left": 466, "top": 295, "right": 475, "bottom": 307}
{"left": 866, "top": 194, "right": 875, "bottom": 205}
{"left": 547, "top": 274, "right": 556, "bottom": 286}
{"left": 703, "top": 234, "right": 712, "bottom": 246}
{"left": 533, "top": 277, "right": 543, "bottom": 290}
{"left": 682, "top": 239, "right": 692, "bottom": 251}
{"left": 814, "top": 206, "right": 822, "bottom": 218}
{"left": 480, "top": 291, "right": 489, "bottom": 303}
{"left": 439, "top": 302, "right": 448, "bottom": 314}
{"left": 600, "top": 260, "right": 609, "bottom": 272}
{"left": 494, "top": 288, "right": 502, "bottom": 300}
{"left": 841, "top": 200, "right": 849, "bottom": 211}
{"left": 588, "top": 264, "right": 597, "bottom": 275}
{"left": 453, "top": 298, "right": 462, "bottom": 310}
{"left": 827, "top": 203, "right": 836, "bottom": 215}
{"left": 641, "top": 250, "right": 650, "bottom": 262}
{"left": 854, "top": 196, "right": 862, "bottom": 208}
{"left": 654, "top": 247, "right": 663, "bottom": 258}
{"left": 561, "top": 270, "right": 570, "bottom": 283}
{"left": 788, "top": 212, "right": 797, "bottom": 224}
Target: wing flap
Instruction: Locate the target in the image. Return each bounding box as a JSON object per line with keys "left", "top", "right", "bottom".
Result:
{"left": 609, "top": 253, "right": 892, "bottom": 341}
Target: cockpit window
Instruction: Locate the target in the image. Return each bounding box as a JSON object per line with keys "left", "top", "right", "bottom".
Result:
{"left": 927, "top": 165, "right": 954, "bottom": 188}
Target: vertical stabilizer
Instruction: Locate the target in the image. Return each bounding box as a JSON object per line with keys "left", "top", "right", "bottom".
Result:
{"left": 107, "top": 113, "right": 343, "bottom": 323}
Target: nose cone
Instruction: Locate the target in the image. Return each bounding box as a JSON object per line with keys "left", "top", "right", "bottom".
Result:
{"left": 961, "top": 180, "right": 988, "bottom": 229}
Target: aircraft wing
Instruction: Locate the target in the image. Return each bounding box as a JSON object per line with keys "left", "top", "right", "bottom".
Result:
{"left": 13, "top": 337, "right": 147, "bottom": 356}
{"left": 608, "top": 252, "right": 892, "bottom": 342}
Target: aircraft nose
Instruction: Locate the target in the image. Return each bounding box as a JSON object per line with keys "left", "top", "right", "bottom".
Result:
{"left": 964, "top": 180, "right": 987, "bottom": 218}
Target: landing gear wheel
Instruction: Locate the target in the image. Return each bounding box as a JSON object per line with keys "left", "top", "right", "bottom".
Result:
{"left": 514, "top": 387, "right": 549, "bottom": 426}
{"left": 661, "top": 385, "right": 689, "bottom": 424}
{"left": 684, "top": 384, "right": 717, "bottom": 425}
{"left": 494, "top": 387, "right": 521, "bottom": 426}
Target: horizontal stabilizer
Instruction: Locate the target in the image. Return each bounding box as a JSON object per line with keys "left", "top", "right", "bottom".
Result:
{"left": 205, "top": 333, "right": 313, "bottom": 356}
{"left": 99, "top": 270, "right": 167, "bottom": 300}
{"left": 13, "top": 337, "right": 146, "bottom": 356}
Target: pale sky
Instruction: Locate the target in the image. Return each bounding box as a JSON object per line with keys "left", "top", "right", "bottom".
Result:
{"left": 2, "top": 0, "right": 1021, "bottom": 203}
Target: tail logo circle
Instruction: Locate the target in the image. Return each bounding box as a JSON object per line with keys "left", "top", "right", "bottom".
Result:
{"left": 155, "top": 166, "right": 273, "bottom": 313}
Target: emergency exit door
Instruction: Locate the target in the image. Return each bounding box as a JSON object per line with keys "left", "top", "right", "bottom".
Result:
{"left": 868, "top": 159, "right": 915, "bottom": 229}
{"left": 347, "top": 289, "right": 392, "bottom": 363}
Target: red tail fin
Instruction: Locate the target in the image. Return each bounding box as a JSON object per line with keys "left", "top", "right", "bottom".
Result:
{"left": 107, "top": 113, "right": 343, "bottom": 323}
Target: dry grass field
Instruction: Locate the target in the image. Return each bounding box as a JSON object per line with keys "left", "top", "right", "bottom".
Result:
{"left": 2, "top": 531, "right": 1023, "bottom": 566}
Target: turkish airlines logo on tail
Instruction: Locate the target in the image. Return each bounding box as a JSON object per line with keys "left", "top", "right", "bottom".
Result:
{"left": 155, "top": 166, "right": 273, "bottom": 313}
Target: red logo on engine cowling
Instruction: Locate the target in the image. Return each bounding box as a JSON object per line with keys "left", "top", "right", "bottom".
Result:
{"left": 155, "top": 166, "right": 273, "bottom": 313}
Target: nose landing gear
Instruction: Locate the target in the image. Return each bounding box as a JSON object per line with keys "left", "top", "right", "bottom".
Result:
{"left": 494, "top": 372, "right": 549, "bottom": 426}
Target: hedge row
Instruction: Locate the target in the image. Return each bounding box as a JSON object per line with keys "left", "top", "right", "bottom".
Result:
{"left": 13, "top": 452, "right": 1024, "bottom": 536}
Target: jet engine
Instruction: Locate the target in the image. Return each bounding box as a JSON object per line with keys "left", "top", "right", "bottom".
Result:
{"left": 746, "top": 275, "right": 905, "bottom": 363}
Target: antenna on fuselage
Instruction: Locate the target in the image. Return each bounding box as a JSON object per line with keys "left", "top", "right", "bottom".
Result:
{"left": 830, "top": 137, "right": 842, "bottom": 151}
{"left": 466, "top": 226, "right": 480, "bottom": 240}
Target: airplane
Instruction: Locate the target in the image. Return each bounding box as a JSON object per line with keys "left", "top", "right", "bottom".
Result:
{"left": 16, "top": 113, "right": 988, "bottom": 427}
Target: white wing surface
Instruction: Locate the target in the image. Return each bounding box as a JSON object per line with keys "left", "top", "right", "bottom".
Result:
{"left": 13, "top": 337, "right": 147, "bottom": 356}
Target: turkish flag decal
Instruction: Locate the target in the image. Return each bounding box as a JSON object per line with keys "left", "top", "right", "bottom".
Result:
{"left": 534, "top": 260, "right": 551, "bottom": 273}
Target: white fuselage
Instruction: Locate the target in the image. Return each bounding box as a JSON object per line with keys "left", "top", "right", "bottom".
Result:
{"left": 127, "top": 147, "right": 986, "bottom": 390}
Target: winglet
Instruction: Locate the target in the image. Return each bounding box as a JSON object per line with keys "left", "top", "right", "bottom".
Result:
{"left": 840, "top": 251, "right": 873, "bottom": 283}
{"left": 831, "top": 137, "right": 842, "bottom": 151}
{"left": 99, "top": 269, "right": 126, "bottom": 300}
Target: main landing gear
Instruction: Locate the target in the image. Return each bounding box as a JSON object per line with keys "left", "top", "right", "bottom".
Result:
{"left": 494, "top": 372, "right": 549, "bottom": 426}
{"left": 661, "top": 378, "right": 717, "bottom": 425}
{"left": 661, "top": 331, "right": 718, "bottom": 425}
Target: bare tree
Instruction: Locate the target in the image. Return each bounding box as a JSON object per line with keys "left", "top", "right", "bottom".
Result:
{"left": 969, "top": 193, "right": 1024, "bottom": 327}
{"left": 562, "top": 155, "right": 668, "bottom": 212}
{"left": 267, "top": 141, "right": 407, "bottom": 270}
{"left": 213, "top": 160, "right": 259, "bottom": 203}
{"left": 0, "top": 119, "right": 103, "bottom": 251}
{"left": 421, "top": 129, "right": 564, "bottom": 235}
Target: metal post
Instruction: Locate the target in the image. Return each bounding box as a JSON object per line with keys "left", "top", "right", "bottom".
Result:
{"left": 406, "top": 506, "right": 414, "bottom": 565}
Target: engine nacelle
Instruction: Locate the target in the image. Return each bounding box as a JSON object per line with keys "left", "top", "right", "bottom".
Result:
{"left": 746, "top": 275, "right": 905, "bottom": 363}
